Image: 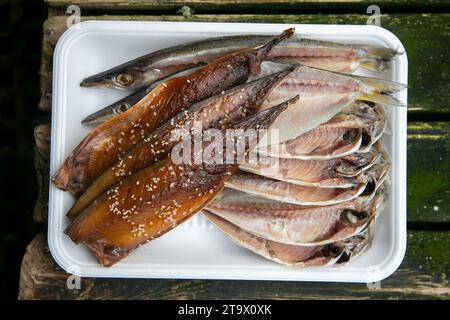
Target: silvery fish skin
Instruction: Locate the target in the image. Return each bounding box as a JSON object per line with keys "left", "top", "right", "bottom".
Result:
{"left": 81, "top": 67, "right": 200, "bottom": 125}
{"left": 225, "top": 159, "right": 390, "bottom": 206}
{"left": 256, "top": 62, "right": 404, "bottom": 148}
{"left": 203, "top": 210, "right": 373, "bottom": 266}
{"left": 67, "top": 69, "right": 295, "bottom": 220}
{"left": 239, "top": 142, "right": 382, "bottom": 188}
{"left": 80, "top": 34, "right": 400, "bottom": 90}
{"left": 65, "top": 97, "right": 292, "bottom": 267}
{"left": 52, "top": 28, "right": 295, "bottom": 197}
{"left": 258, "top": 101, "right": 386, "bottom": 160}
{"left": 206, "top": 188, "right": 383, "bottom": 246}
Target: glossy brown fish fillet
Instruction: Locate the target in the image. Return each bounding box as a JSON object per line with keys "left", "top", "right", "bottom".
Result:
{"left": 52, "top": 28, "right": 295, "bottom": 196}
{"left": 67, "top": 68, "right": 294, "bottom": 220}
{"left": 65, "top": 97, "right": 296, "bottom": 267}
{"left": 206, "top": 189, "right": 382, "bottom": 246}
{"left": 240, "top": 142, "right": 382, "bottom": 188}
{"left": 203, "top": 211, "right": 344, "bottom": 266}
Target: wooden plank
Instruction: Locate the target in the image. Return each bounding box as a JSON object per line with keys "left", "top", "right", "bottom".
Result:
{"left": 33, "top": 124, "right": 51, "bottom": 223}
{"left": 32, "top": 122, "right": 449, "bottom": 223}
{"left": 39, "top": 14, "right": 450, "bottom": 113}
{"left": 407, "top": 122, "right": 449, "bottom": 223}
{"left": 18, "top": 232, "right": 450, "bottom": 299}
{"left": 44, "top": 0, "right": 450, "bottom": 11}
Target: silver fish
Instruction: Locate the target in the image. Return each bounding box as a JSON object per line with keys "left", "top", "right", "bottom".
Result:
{"left": 239, "top": 142, "right": 382, "bottom": 188}
{"left": 206, "top": 188, "right": 383, "bottom": 246}
{"left": 81, "top": 34, "right": 400, "bottom": 90}
{"left": 225, "top": 159, "right": 390, "bottom": 206}
{"left": 203, "top": 210, "right": 374, "bottom": 266}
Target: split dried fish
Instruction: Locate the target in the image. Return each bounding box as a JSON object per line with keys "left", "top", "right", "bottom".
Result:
{"left": 203, "top": 210, "right": 373, "bottom": 266}
{"left": 67, "top": 68, "right": 294, "bottom": 219}
{"left": 65, "top": 97, "right": 296, "bottom": 266}
{"left": 206, "top": 188, "right": 383, "bottom": 246}
{"left": 80, "top": 33, "right": 399, "bottom": 90}
{"left": 225, "top": 160, "right": 390, "bottom": 206}
{"left": 256, "top": 62, "right": 404, "bottom": 148}
{"left": 239, "top": 142, "right": 382, "bottom": 188}
{"left": 52, "top": 28, "right": 294, "bottom": 196}
{"left": 256, "top": 101, "right": 386, "bottom": 160}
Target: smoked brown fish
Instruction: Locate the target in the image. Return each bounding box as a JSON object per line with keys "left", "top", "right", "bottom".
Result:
{"left": 65, "top": 96, "right": 298, "bottom": 267}
{"left": 52, "top": 28, "right": 295, "bottom": 196}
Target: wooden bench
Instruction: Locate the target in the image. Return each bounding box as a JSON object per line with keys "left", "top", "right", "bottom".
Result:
{"left": 19, "top": 0, "right": 450, "bottom": 299}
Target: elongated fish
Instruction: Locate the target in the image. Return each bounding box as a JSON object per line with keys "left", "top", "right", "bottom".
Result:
{"left": 203, "top": 211, "right": 372, "bottom": 266}
{"left": 225, "top": 160, "right": 390, "bottom": 206}
{"left": 67, "top": 69, "right": 294, "bottom": 219}
{"left": 80, "top": 33, "right": 399, "bottom": 90}
{"left": 258, "top": 101, "right": 384, "bottom": 160}
{"left": 206, "top": 188, "right": 383, "bottom": 246}
{"left": 65, "top": 97, "right": 295, "bottom": 267}
{"left": 240, "top": 142, "right": 382, "bottom": 188}
{"left": 52, "top": 28, "right": 295, "bottom": 196}
{"left": 81, "top": 66, "right": 201, "bottom": 125}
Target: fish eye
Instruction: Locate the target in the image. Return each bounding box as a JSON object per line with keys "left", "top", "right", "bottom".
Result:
{"left": 116, "top": 73, "right": 134, "bottom": 86}
{"left": 118, "top": 103, "right": 130, "bottom": 113}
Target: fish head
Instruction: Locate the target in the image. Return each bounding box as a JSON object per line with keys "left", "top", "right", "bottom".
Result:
{"left": 80, "top": 67, "right": 152, "bottom": 90}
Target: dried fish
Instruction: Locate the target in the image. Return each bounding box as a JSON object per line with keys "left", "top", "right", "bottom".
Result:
{"left": 240, "top": 142, "right": 382, "bottom": 188}
{"left": 65, "top": 97, "right": 296, "bottom": 267}
{"left": 81, "top": 66, "right": 201, "bottom": 125}
{"left": 67, "top": 68, "right": 294, "bottom": 219}
{"left": 203, "top": 210, "right": 373, "bottom": 266}
{"left": 206, "top": 188, "right": 383, "bottom": 246}
{"left": 80, "top": 33, "right": 399, "bottom": 90}
{"left": 256, "top": 62, "right": 404, "bottom": 148}
{"left": 225, "top": 160, "right": 390, "bottom": 206}
{"left": 52, "top": 28, "right": 294, "bottom": 196}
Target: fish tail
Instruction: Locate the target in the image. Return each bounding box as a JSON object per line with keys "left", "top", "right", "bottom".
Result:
{"left": 250, "top": 28, "right": 295, "bottom": 75}
{"left": 355, "top": 74, "right": 406, "bottom": 107}
{"left": 358, "top": 45, "right": 401, "bottom": 72}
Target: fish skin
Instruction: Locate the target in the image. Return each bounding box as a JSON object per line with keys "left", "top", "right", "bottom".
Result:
{"left": 239, "top": 142, "right": 382, "bottom": 188}
{"left": 206, "top": 188, "right": 382, "bottom": 246}
{"left": 65, "top": 97, "right": 296, "bottom": 267}
{"left": 203, "top": 211, "right": 347, "bottom": 266}
{"left": 80, "top": 33, "right": 399, "bottom": 90}
{"left": 256, "top": 62, "right": 404, "bottom": 148}
{"left": 67, "top": 68, "right": 294, "bottom": 219}
{"left": 52, "top": 29, "right": 295, "bottom": 196}
{"left": 81, "top": 66, "right": 201, "bottom": 126}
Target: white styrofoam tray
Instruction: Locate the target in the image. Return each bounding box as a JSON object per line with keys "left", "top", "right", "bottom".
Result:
{"left": 49, "top": 21, "right": 407, "bottom": 282}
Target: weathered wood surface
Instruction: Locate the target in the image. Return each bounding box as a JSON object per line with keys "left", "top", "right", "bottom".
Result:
{"left": 408, "top": 122, "right": 449, "bottom": 223}
{"left": 44, "top": 0, "right": 450, "bottom": 11}
{"left": 18, "top": 232, "right": 449, "bottom": 300}
{"left": 33, "top": 124, "right": 51, "bottom": 223}
{"left": 39, "top": 14, "right": 450, "bottom": 113}
{"left": 32, "top": 122, "right": 449, "bottom": 223}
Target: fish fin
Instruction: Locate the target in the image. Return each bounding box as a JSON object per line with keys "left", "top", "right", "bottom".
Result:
{"left": 357, "top": 92, "right": 405, "bottom": 107}
{"left": 250, "top": 28, "right": 295, "bottom": 75}
{"left": 359, "top": 45, "right": 401, "bottom": 72}
{"left": 355, "top": 74, "right": 407, "bottom": 94}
